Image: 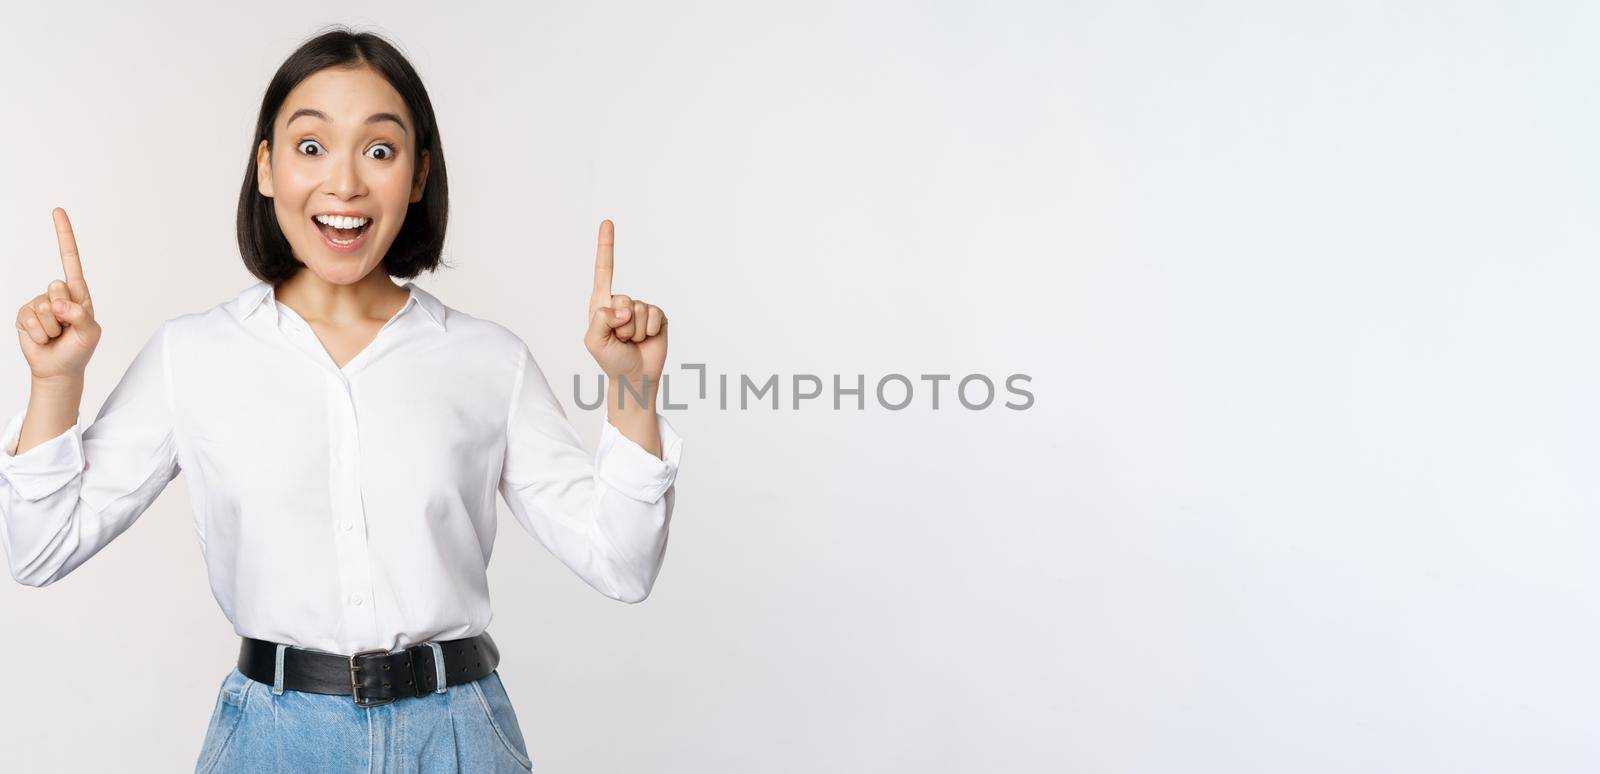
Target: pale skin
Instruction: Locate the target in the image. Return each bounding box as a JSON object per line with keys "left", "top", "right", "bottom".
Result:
{"left": 12, "top": 65, "right": 667, "bottom": 459}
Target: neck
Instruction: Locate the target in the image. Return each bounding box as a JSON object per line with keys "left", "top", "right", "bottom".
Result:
{"left": 275, "top": 268, "right": 409, "bottom": 326}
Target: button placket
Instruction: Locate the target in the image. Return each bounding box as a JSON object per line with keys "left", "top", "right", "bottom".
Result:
{"left": 327, "top": 372, "right": 379, "bottom": 645}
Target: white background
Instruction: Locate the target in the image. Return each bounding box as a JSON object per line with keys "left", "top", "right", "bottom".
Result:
{"left": 1, "top": 1, "right": 1595, "bottom": 771}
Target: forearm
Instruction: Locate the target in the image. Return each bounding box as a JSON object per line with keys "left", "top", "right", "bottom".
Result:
{"left": 604, "top": 374, "right": 662, "bottom": 459}
{"left": 16, "top": 377, "right": 82, "bottom": 456}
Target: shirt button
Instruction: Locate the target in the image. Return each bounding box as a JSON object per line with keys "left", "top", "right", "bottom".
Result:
{"left": 350, "top": 592, "right": 365, "bottom": 606}
{"left": 341, "top": 520, "right": 353, "bottom": 532}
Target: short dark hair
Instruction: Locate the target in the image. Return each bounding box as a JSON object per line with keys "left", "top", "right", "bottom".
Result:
{"left": 236, "top": 26, "right": 450, "bottom": 283}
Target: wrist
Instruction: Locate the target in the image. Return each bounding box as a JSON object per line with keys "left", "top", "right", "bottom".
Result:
{"left": 606, "top": 369, "right": 662, "bottom": 389}
{"left": 605, "top": 372, "right": 659, "bottom": 411}
{"left": 30, "top": 374, "right": 84, "bottom": 398}
{"left": 604, "top": 394, "right": 664, "bottom": 459}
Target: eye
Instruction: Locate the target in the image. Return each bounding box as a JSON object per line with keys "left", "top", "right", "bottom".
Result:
{"left": 367, "top": 143, "right": 396, "bottom": 161}
{"left": 296, "top": 139, "right": 325, "bottom": 156}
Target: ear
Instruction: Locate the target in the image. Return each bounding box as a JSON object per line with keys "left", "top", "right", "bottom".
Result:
{"left": 256, "top": 139, "right": 274, "bottom": 198}
{"left": 410, "top": 149, "right": 430, "bottom": 203}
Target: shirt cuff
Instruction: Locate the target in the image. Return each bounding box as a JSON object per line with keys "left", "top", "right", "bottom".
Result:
{"left": 0, "top": 408, "right": 86, "bottom": 502}
{"left": 595, "top": 412, "right": 683, "bottom": 504}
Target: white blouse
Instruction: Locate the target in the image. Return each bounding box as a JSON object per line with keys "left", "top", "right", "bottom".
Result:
{"left": 0, "top": 280, "right": 683, "bottom": 655}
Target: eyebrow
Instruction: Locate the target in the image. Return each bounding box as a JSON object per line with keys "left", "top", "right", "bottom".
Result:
{"left": 285, "top": 108, "right": 408, "bottom": 135}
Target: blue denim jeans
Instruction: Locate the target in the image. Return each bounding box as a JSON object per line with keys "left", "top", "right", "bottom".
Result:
{"left": 194, "top": 659, "right": 535, "bottom": 773}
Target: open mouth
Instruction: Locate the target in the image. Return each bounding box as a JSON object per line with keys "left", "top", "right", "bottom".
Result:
{"left": 312, "top": 215, "right": 372, "bottom": 252}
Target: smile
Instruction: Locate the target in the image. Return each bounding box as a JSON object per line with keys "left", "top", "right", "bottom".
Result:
{"left": 312, "top": 215, "right": 372, "bottom": 253}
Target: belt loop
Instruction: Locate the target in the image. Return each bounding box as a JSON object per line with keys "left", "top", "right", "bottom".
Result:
{"left": 428, "top": 642, "right": 447, "bottom": 693}
{"left": 271, "top": 643, "right": 287, "bottom": 695}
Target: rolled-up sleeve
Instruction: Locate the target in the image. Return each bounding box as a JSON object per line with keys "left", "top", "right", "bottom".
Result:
{"left": 0, "top": 321, "right": 181, "bottom": 587}
{"left": 596, "top": 411, "right": 682, "bottom": 504}
{"left": 0, "top": 410, "right": 86, "bottom": 502}
{"left": 497, "top": 341, "right": 682, "bottom": 604}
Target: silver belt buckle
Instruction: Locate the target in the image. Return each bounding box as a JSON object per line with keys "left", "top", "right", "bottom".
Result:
{"left": 349, "top": 648, "right": 397, "bottom": 707}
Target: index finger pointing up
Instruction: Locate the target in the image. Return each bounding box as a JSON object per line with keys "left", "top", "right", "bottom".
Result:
{"left": 591, "top": 219, "right": 614, "bottom": 310}
{"left": 52, "top": 208, "right": 88, "bottom": 301}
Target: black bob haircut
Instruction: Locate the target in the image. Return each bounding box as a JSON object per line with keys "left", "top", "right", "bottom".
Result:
{"left": 236, "top": 26, "right": 450, "bottom": 284}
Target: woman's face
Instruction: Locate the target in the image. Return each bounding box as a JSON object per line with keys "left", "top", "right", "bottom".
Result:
{"left": 256, "top": 65, "right": 429, "bottom": 284}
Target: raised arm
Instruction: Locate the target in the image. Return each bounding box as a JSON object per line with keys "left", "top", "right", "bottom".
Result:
{"left": 499, "top": 219, "right": 683, "bottom": 603}
{"left": 0, "top": 208, "right": 180, "bottom": 587}
{"left": 498, "top": 341, "right": 683, "bottom": 603}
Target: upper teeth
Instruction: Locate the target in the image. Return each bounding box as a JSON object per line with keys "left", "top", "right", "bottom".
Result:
{"left": 315, "top": 214, "right": 369, "bottom": 229}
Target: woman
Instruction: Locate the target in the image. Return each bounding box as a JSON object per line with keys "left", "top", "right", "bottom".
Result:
{"left": 0, "top": 27, "right": 682, "bottom": 773}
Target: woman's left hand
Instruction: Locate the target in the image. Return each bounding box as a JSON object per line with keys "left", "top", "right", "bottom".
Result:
{"left": 584, "top": 219, "right": 668, "bottom": 386}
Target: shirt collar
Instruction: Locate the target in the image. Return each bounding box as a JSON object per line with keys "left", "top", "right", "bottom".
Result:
{"left": 406, "top": 283, "right": 448, "bottom": 330}
{"left": 232, "top": 280, "right": 447, "bottom": 331}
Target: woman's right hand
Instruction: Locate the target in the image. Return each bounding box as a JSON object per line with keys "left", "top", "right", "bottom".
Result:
{"left": 15, "top": 208, "right": 101, "bottom": 383}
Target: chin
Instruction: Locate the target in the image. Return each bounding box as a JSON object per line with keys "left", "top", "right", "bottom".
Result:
{"left": 314, "top": 263, "right": 381, "bottom": 284}
{"left": 291, "top": 252, "right": 380, "bottom": 284}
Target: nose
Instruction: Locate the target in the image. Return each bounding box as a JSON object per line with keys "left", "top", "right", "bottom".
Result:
{"left": 324, "top": 149, "right": 366, "bottom": 200}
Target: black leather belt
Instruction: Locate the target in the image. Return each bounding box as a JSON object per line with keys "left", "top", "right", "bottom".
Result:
{"left": 237, "top": 632, "right": 500, "bottom": 707}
